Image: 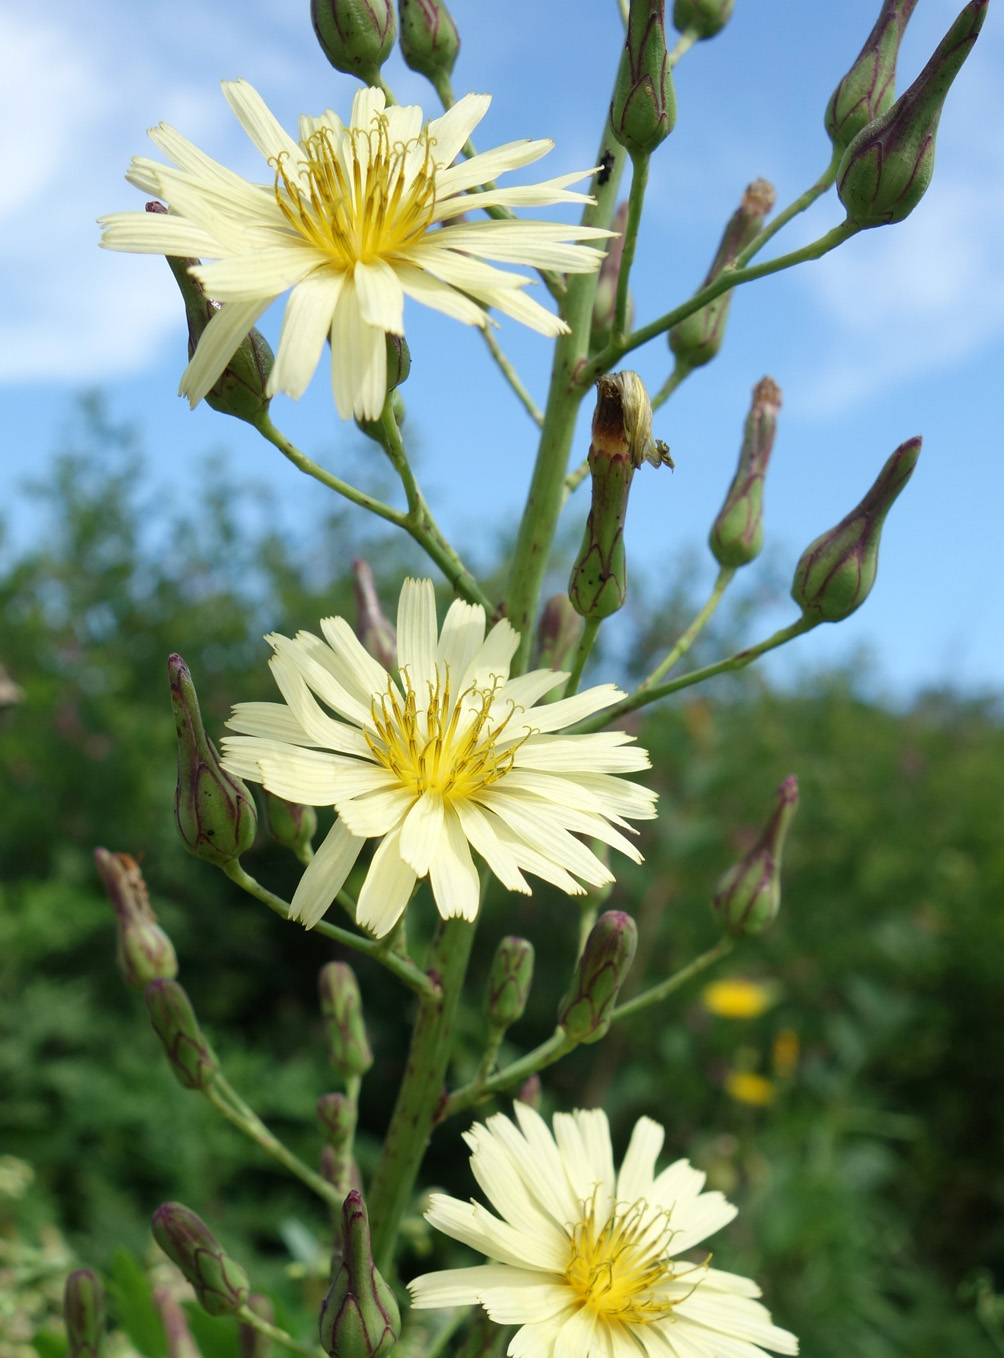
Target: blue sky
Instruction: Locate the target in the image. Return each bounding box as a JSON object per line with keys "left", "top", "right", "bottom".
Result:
{"left": 2, "top": 0, "right": 1002, "bottom": 698}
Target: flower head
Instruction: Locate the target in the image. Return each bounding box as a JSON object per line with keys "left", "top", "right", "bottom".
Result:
{"left": 99, "top": 81, "right": 610, "bottom": 420}
{"left": 221, "top": 579, "right": 655, "bottom": 937}
{"left": 409, "top": 1105, "right": 798, "bottom": 1358}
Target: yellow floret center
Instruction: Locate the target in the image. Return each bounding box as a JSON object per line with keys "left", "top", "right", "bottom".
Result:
{"left": 273, "top": 115, "right": 438, "bottom": 266}
{"left": 565, "top": 1192, "right": 690, "bottom": 1325}
{"left": 365, "top": 666, "right": 526, "bottom": 802}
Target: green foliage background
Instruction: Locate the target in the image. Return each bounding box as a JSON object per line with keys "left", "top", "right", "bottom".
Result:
{"left": 2, "top": 399, "right": 1003, "bottom": 1357}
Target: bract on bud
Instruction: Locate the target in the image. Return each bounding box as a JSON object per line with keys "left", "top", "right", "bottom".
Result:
{"left": 558, "top": 911, "right": 638, "bottom": 1044}
{"left": 318, "top": 1192, "right": 400, "bottom": 1358}
{"left": 712, "top": 776, "right": 798, "bottom": 937}
{"left": 837, "top": 1, "right": 987, "bottom": 228}
{"left": 263, "top": 791, "right": 317, "bottom": 860}
{"left": 825, "top": 0, "right": 919, "bottom": 154}
{"left": 791, "top": 436, "right": 921, "bottom": 622}
{"left": 591, "top": 202, "right": 632, "bottom": 351}
{"left": 65, "top": 1270, "right": 105, "bottom": 1358}
{"left": 532, "top": 595, "right": 584, "bottom": 676}
{"left": 611, "top": 0, "right": 677, "bottom": 156}
{"left": 399, "top": 0, "right": 461, "bottom": 81}
{"left": 317, "top": 1091, "right": 355, "bottom": 1147}
{"left": 670, "top": 179, "right": 775, "bottom": 371}
{"left": 151, "top": 1203, "right": 250, "bottom": 1317}
{"left": 569, "top": 373, "right": 671, "bottom": 620}
{"left": 239, "top": 1295, "right": 275, "bottom": 1358}
{"left": 152, "top": 1286, "right": 202, "bottom": 1358}
{"left": 94, "top": 848, "right": 178, "bottom": 991}
{"left": 319, "top": 962, "right": 374, "bottom": 1077}
{"left": 709, "top": 377, "right": 782, "bottom": 568}
{"left": 145, "top": 979, "right": 219, "bottom": 1091}
{"left": 672, "top": 0, "right": 734, "bottom": 39}
{"left": 311, "top": 0, "right": 396, "bottom": 82}
{"left": 169, "top": 654, "right": 257, "bottom": 867}
{"left": 483, "top": 937, "right": 535, "bottom": 1029}
{"left": 146, "top": 205, "right": 273, "bottom": 426}
{"left": 353, "top": 560, "right": 397, "bottom": 671}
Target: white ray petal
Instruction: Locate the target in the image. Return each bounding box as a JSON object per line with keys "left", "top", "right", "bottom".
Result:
{"left": 179, "top": 298, "right": 271, "bottom": 406}
{"left": 288, "top": 819, "right": 364, "bottom": 927}
{"left": 269, "top": 270, "right": 344, "bottom": 399}
{"left": 429, "top": 809, "right": 480, "bottom": 920}
{"left": 355, "top": 829, "right": 417, "bottom": 937}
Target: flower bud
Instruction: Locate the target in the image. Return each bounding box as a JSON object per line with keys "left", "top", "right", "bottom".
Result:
{"left": 145, "top": 979, "right": 219, "bottom": 1091}
{"left": 712, "top": 776, "right": 798, "bottom": 937}
{"left": 669, "top": 179, "right": 775, "bottom": 371}
{"left": 263, "top": 790, "right": 317, "bottom": 860}
{"left": 353, "top": 559, "right": 397, "bottom": 671}
{"left": 65, "top": 1270, "right": 105, "bottom": 1358}
{"left": 169, "top": 654, "right": 257, "bottom": 867}
{"left": 569, "top": 373, "right": 671, "bottom": 620}
{"left": 317, "top": 1091, "right": 355, "bottom": 1147}
{"left": 318, "top": 1192, "right": 400, "bottom": 1358}
{"left": 825, "top": 0, "right": 919, "bottom": 154}
{"left": 591, "top": 202, "right": 632, "bottom": 351}
{"left": 398, "top": 0, "right": 461, "bottom": 81}
{"left": 516, "top": 1074, "right": 542, "bottom": 1109}
{"left": 151, "top": 1203, "right": 250, "bottom": 1317}
{"left": 532, "top": 595, "right": 584, "bottom": 677}
{"left": 483, "top": 937, "right": 535, "bottom": 1029}
{"left": 791, "top": 436, "right": 921, "bottom": 622}
{"left": 239, "top": 1295, "right": 275, "bottom": 1358}
{"left": 558, "top": 911, "right": 638, "bottom": 1044}
{"left": 94, "top": 848, "right": 178, "bottom": 991}
{"left": 611, "top": 0, "right": 677, "bottom": 156}
{"left": 146, "top": 204, "right": 273, "bottom": 426}
{"left": 319, "top": 962, "right": 373, "bottom": 1077}
{"left": 311, "top": 0, "right": 396, "bottom": 83}
{"left": 672, "top": 0, "right": 734, "bottom": 39}
{"left": 709, "top": 377, "right": 782, "bottom": 568}
{"left": 837, "top": 0, "right": 987, "bottom": 229}
{"left": 152, "top": 1286, "right": 202, "bottom": 1358}
{"left": 385, "top": 331, "right": 411, "bottom": 392}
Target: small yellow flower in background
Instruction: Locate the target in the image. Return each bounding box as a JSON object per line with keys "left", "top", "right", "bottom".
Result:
{"left": 221, "top": 579, "right": 656, "bottom": 937}
{"left": 99, "top": 81, "right": 611, "bottom": 420}
{"left": 701, "top": 976, "right": 778, "bottom": 1020}
{"left": 409, "top": 1104, "right": 798, "bottom": 1357}
{"left": 772, "top": 1027, "right": 800, "bottom": 1080}
{"left": 724, "top": 1071, "right": 777, "bottom": 1108}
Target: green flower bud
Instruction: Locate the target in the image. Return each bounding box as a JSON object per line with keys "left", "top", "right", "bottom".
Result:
{"left": 146, "top": 204, "right": 273, "bottom": 426}
{"left": 152, "top": 1286, "right": 202, "bottom": 1358}
{"left": 94, "top": 848, "right": 178, "bottom": 991}
{"left": 837, "top": 0, "right": 987, "bottom": 228}
{"left": 145, "top": 979, "right": 219, "bottom": 1091}
{"left": 611, "top": 0, "right": 677, "bottom": 155}
{"left": 311, "top": 0, "right": 396, "bottom": 83}
{"left": 709, "top": 377, "right": 782, "bottom": 568}
{"left": 672, "top": 0, "right": 734, "bottom": 40}
{"left": 169, "top": 654, "right": 257, "bottom": 867}
{"left": 558, "top": 910, "right": 638, "bottom": 1044}
{"left": 669, "top": 179, "right": 775, "bottom": 371}
{"left": 64, "top": 1270, "right": 105, "bottom": 1358}
{"left": 712, "top": 776, "right": 798, "bottom": 937}
{"left": 591, "top": 202, "right": 632, "bottom": 352}
{"left": 791, "top": 436, "right": 921, "bottom": 622}
{"left": 317, "top": 1092, "right": 355, "bottom": 1147}
{"left": 319, "top": 962, "right": 373, "bottom": 1077}
{"left": 353, "top": 559, "right": 397, "bottom": 671}
{"left": 532, "top": 595, "right": 584, "bottom": 677}
{"left": 240, "top": 1295, "right": 275, "bottom": 1358}
{"left": 319, "top": 1192, "right": 400, "bottom": 1358}
{"left": 263, "top": 791, "right": 317, "bottom": 859}
{"left": 385, "top": 331, "right": 411, "bottom": 392}
{"left": 152, "top": 1204, "right": 250, "bottom": 1317}
{"left": 569, "top": 373, "right": 671, "bottom": 620}
{"left": 398, "top": 0, "right": 461, "bottom": 81}
{"left": 483, "top": 937, "right": 535, "bottom": 1029}
{"left": 825, "top": 0, "right": 919, "bottom": 155}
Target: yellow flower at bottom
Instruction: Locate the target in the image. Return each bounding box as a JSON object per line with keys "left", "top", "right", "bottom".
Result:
{"left": 724, "top": 1071, "right": 777, "bottom": 1108}
{"left": 701, "top": 977, "right": 777, "bottom": 1020}
{"left": 409, "top": 1104, "right": 798, "bottom": 1357}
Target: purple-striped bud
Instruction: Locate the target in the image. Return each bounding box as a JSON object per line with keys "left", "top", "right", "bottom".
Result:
{"left": 145, "top": 979, "right": 218, "bottom": 1091}
{"left": 319, "top": 1192, "right": 400, "bottom": 1358}
{"left": 398, "top": 0, "right": 461, "bottom": 81}
{"left": 712, "top": 776, "right": 798, "bottom": 937}
{"left": 709, "top": 377, "right": 781, "bottom": 568}
{"left": 317, "top": 1092, "right": 355, "bottom": 1147}
{"left": 611, "top": 0, "right": 677, "bottom": 155}
{"left": 825, "top": 0, "right": 919, "bottom": 154}
{"left": 151, "top": 1203, "right": 250, "bottom": 1317}
{"left": 838, "top": 1, "right": 987, "bottom": 228}
{"left": 353, "top": 560, "right": 397, "bottom": 671}
{"left": 672, "top": 0, "right": 734, "bottom": 40}
{"left": 591, "top": 202, "right": 632, "bottom": 351}
{"left": 64, "top": 1270, "right": 105, "bottom": 1358}
{"left": 791, "top": 437, "right": 921, "bottom": 622}
{"left": 558, "top": 911, "right": 638, "bottom": 1044}
{"left": 483, "top": 937, "right": 535, "bottom": 1029}
{"left": 319, "top": 962, "right": 373, "bottom": 1077}
{"left": 95, "top": 848, "right": 178, "bottom": 991}
{"left": 239, "top": 1295, "right": 275, "bottom": 1358}
{"left": 263, "top": 791, "right": 317, "bottom": 860}
{"left": 152, "top": 1286, "right": 201, "bottom": 1358}
{"left": 311, "top": 0, "right": 396, "bottom": 82}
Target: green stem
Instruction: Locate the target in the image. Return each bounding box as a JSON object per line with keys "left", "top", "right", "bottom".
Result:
{"left": 613, "top": 152, "right": 649, "bottom": 340}
{"left": 610, "top": 936, "right": 734, "bottom": 1023}
{"left": 562, "top": 455, "right": 591, "bottom": 506}
{"left": 236, "top": 1306, "right": 325, "bottom": 1358}
{"left": 222, "top": 862, "right": 436, "bottom": 998}
{"left": 734, "top": 152, "right": 841, "bottom": 270}
{"left": 366, "top": 915, "right": 479, "bottom": 1275}
{"left": 480, "top": 327, "right": 543, "bottom": 426}
{"left": 644, "top": 565, "right": 735, "bottom": 689}
{"left": 565, "top": 617, "right": 601, "bottom": 698}
{"left": 668, "top": 28, "right": 699, "bottom": 66}
{"left": 651, "top": 362, "right": 688, "bottom": 413}
{"left": 443, "top": 1029, "right": 576, "bottom": 1120}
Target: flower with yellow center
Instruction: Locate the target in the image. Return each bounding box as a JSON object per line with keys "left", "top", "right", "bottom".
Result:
{"left": 98, "top": 80, "right": 612, "bottom": 419}
{"left": 220, "top": 579, "right": 656, "bottom": 937}
{"left": 409, "top": 1104, "right": 799, "bottom": 1358}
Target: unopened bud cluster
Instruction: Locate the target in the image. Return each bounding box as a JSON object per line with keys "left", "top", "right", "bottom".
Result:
{"left": 611, "top": 0, "right": 676, "bottom": 155}
{"left": 558, "top": 911, "right": 637, "bottom": 1043}
{"left": 95, "top": 849, "right": 177, "bottom": 991}
{"left": 319, "top": 1192, "right": 400, "bottom": 1358}
{"left": 709, "top": 377, "right": 782, "bottom": 568}
{"left": 152, "top": 1203, "right": 250, "bottom": 1316}
{"left": 484, "top": 937, "right": 535, "bottom": 1030}
{"left": 825, "top": 0, "right": 918, "bottom": 154}
{"left": 319, "top": 962, "right": 373, "bottom": 1077}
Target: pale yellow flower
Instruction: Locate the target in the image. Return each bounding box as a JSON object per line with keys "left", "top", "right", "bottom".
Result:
{"left": 99, "top": 81, "right": 610, "bottom": 419}
{"left": 409, "top": 1105, "right": 799, "bottom": 1358}
{"left": 221, "top": 579, "right": 656, "bottom": 937}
